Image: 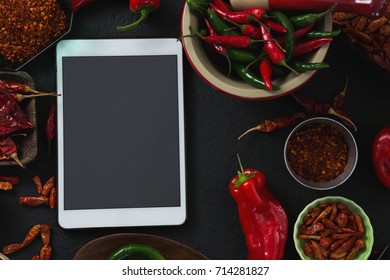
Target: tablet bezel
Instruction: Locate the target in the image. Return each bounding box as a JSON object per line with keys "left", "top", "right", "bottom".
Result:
{"left": 56, "top": 39, "right": 186, "bottom": 229}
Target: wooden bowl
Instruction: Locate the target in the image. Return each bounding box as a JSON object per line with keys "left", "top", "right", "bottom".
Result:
{"left": 73, "top": 233, "right": 208, "bottom": 260}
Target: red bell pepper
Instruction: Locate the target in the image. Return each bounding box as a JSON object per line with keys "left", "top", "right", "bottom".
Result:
{"left": 229, "top": 157, "right": 288, "bottom": 259}
{"left": 117, "top": 0, "right": 160, "bottom": 31}
{"left": 373, "top": 127, "right": 390, "bottom": 189}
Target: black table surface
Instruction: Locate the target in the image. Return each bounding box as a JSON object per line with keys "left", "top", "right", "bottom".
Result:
{"left": 1, "top": 0, "right": 390, "bottom": 260}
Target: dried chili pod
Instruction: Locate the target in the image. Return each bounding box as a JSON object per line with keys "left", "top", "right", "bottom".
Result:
{"left": 238, "top": 112, "right": 306, "bottom": 140}
{"left": 45, "top": 104, "right": 56, "bottom": 156}
{"left": 0, "top": 136, "right": 25, "bottom": 168}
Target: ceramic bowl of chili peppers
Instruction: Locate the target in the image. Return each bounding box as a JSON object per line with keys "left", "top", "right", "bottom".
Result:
{"left": 284, "top": 117, "right": 358, "bottom": 190}
{"left": 293, "top": 196, "right": 374, "bottom": 260}
{"left": 181, "top": 1, "right": 335, "bottom": 100}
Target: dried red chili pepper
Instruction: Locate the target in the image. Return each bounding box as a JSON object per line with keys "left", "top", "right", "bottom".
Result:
{"left": 0, "top": 79, "right": 55, "bottom": 96}
{"left": 42, "top": 176, "right": 56, "bottom": 197}
{"left": 373, "top": 127, "right": 390, "bottom": 189}
{"left": 0, "top": 136, "right": 25, "bottom": 168}
{"left": 19, "top": 196, "right": 49, "bottom": 206}
{"left": 260, "top": 24, "right": 298, "bottom": 74}
{"left": 32, "top": 175, "right": 43, "bottom": 194}
{"left": 229, "top": 156, "right": 288, "bottom": 259}
{"left": 117, "top": 0, "right": 160, "bottom": 31}
{"left": 333, "top": 78, "right": 349, "bottom": 110}
{"left": 238, "top": 112, "right": 306, "bottom": 140}
{"left": 0, "top": 176, "right": 19, "bottom": 185}
{"left": 293, "top": 37, "right": 333, "bottom": 57}
{"left": 0, "top": 90, "right": 34, "bottom": 137}
{"left": 46, "top": 104, "right": 56, "bottom": 155}
{"left": 49, "top": 187, "right": 57, "bottom": 209}
{"left": 291, "top": 92, "right": 357, "bottom": 131}
{"left": 0, "top": 181, "right": 13, "bottom": 191}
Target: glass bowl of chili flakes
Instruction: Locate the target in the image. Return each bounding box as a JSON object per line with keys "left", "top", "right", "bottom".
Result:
{"left": 293, "top": 196, "right": 374, "bottom": 260}
{"left": 284, "top": 117, "right": 358, "bottom": 190}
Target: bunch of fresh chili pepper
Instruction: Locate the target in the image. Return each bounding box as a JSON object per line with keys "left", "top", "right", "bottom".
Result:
{"left": 117, "top": 0, "right": 160, "bottom": 31}
{"left": 186, "top": 0, "right": 338, "bottom": 91}
{"left": 229, "top": 155, "right": 288, "bottom": 259}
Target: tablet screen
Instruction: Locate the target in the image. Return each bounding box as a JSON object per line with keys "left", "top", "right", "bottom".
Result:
{"left": 62, "top": 55, "right": 181, "bottom": 210}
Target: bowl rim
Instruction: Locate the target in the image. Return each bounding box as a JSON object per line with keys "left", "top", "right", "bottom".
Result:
{"left": 180, "top": 3, "right": 332, "bottom": 100}
{"left": 283, "top": 116, "right": 358, "bottom": 190}
{"left": 293, "top": 195, "right": 374, "bottom": 260}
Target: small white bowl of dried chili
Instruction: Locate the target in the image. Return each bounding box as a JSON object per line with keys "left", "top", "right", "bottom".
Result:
{"left": 293, "top": 196, "right": 374, "bottom": 260}
{"left": 284, "top": 117, "right": 358, "bottom": 190}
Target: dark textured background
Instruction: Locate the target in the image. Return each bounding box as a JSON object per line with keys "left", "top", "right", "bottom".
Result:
{"left": 1, "top": 0, "right": 390, "bottom": 260}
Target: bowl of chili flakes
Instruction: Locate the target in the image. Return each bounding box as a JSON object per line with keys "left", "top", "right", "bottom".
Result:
{"left": 293, "top": 196, "right": 374, "bottom": 260}
{"left": 284, "top": 117, "right": 358, "bottom": 190}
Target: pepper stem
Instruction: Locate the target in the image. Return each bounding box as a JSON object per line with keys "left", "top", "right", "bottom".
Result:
{"left": 234, "top": 154, "right": 254, "bottom": 188}
{"left": 16, "top": 93, "right": 60, "bottom": 102}
{"left": 328, "top": 107, "right": 357, "bottom": 132}
{"left": 23, "top": 85, "right": 55, "bottom": 95}
{"left": 10, "top": 153, "right": 26, "bottom": 169}
{"left": 238, "top": 126, "right": 261, "bottom": 140}
{"left": 279, "top": 59, "right": 299, "bottom": 75}
{"left": 117, "top": 8, "right": 152, "bottom": 31}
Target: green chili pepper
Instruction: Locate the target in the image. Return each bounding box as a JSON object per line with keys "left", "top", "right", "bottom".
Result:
{"left": 226, "top": 47, "right": 259, "bottom": 64}
{"left": 291, "top": 61, "right": 329, "bottom": 72}
{"left": 306, "top": 29, "right": 341, "bottom": 39}
{"left": 108, "top": 244, "right": 166, "bottom": 260}
{"left": 231, "top": 61, "right": 280, "bottom": 91}
{"left": 206, "top": 8, "right": 240, "bottom": 36}
{"left": 289, "top": 5, "right": 336, "bottom": 29}
{"left": 269, "top": 10, "right": 295, "bottom": 61}
{"left": 186, "top": 0, "right": 211, "bottom": 18}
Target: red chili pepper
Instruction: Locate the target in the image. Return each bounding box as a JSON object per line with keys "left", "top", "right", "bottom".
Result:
{"left": 260, "top": 25, "right": 298, "bottom": 75}
{"left": 0, "top": 136, "right": 25, "bottom": 168}
{"left": 262, "top": 19, "right": 287, "bottom": 33}
{"left": 293, "top": 37, "right": 333, "bottom": 57}
{"left": 117, "top": 0, "right": 160, "bottom": 31}
{"left": 259, "top": 59, "right": 273, "bottom": 91}
{"left": 204, "top": 19, "right": 227, "bottom": 55}
{"left": 211, "top": 2, "right": 265, "bottom": 24}
{"left": 229, "top": 156, "right": 288, "bottom": 260}
{"left": 202, "top": 35, "right": 260, "bottom": 48}
{"left": 292, "top": 92, "right": 357, "bottom": 131}
{"left": 0, "top": 89, "right": 34, "bottom": 137}
{"left": 212, "top": 0, "right": 232, "bottom": 13}
{"left": 373, "top": 127, "right": 390, "bottom": 189}
{"left": 46, "top": 104, "right": 56, "bottom": 155}
{"left": 277, "top": 23, "right": 314, "bottom": 46}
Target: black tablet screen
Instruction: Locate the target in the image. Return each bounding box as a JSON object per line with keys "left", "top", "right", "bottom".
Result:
{"left": 62, "top": 55, "right": 181, "bottom": 210}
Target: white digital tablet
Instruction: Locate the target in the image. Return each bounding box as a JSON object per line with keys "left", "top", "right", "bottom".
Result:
{"left": 56, "top": 39, "right": 186, "bottom": 229}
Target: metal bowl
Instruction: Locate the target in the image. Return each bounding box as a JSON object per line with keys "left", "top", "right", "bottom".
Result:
{"left": 0, "top": 252, "right": 9, "bottom": 260}
{"left": 284, "top": 117, "right": 358, "bottom": 190}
